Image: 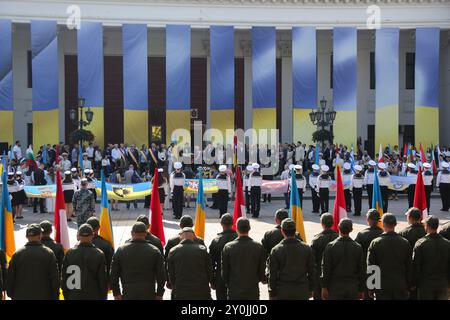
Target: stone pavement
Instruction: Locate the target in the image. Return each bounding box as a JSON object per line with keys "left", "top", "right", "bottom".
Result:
{"left": 11, "top": 196, "right": 450, "bottom": 300}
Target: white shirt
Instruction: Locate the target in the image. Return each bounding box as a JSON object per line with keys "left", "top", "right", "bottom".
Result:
{"left": 111, "top": 148, "right": 121, "bottom": 162}
{"left": 12, "top": 145, "right": 22, "bottom": 160}
{"left": 86, "top": 146, "right": 94, "bottom": 158}
{"left": 102, "top": 159, "right": 110, "bottom": 167}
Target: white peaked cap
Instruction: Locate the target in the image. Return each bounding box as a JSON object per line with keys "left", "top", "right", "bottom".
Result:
{"left": 442, "top": 162, "right": 449, "bottom": 168}
{"left": 343, "top": 163, "right": 351, "bottom": 170}
{"left": 423, "top": 162, "right": 431, "bottom": 169}
{"left": 407, "top": 163, "right": 416, "bottom": 169}
{"left": 174, "top": 162, "right": 182, "bottom": 169}
{"left": 64, "top": 171, "right": 71, "bottom": 175}
{"left": 252, "top": 163, "right": 260, "bottom": 169}
{"left": 354, "top": 165, "right": 362, "bottom": 171}
{"left": 246, "top": 165, "right": 254, "bottom": 171}
{"left": 71, "top": 168, "right": 77, "bottom": 172}
{"left": 368, "top": 160, "right": 376, "bottom": 166}
{"left": 219, "top": 165, "right": 227, "bottom": 172}
{"left": 312, "top": 164, "right": 320, "bottom": 170}
{"left": 378, "top": 162, "right": 386, "bottom": 169}
{"left": 158, "top": 168, "right": 164, "bottom": 172}
{"left": 294, "top": 164, "right": 302, "bottom": 170}
{"left": 321, "top": 165, "right": 329, "bottom": 172}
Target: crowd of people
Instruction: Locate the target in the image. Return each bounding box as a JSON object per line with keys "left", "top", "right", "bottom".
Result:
{"left": 1, "top": 207, "right": 449, "bottom": 300}
{"left": 3, "top": 140, "right": 450, "bottom": 225}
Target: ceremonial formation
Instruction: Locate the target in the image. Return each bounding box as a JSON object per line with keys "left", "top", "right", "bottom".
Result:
{"left": 0, "top": 0, "right": 449, "bottom": 304}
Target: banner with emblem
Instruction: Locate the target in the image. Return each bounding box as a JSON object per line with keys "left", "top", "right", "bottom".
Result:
{"left": 292, "top": 27, "right": 317, "bottom": 145}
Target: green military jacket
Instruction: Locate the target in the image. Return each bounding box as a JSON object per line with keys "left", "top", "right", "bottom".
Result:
{"left": 6, "top": 241, "right": 59, "bottom": 300}
{"left": 111, "top": 239, "right": 165, "bottom": 299}
{"left": 126, "top": 232, "right": 164, "bottom": 255}
{"left": 167, "top": 239, "right": 212, "bottom": 300}
{"left": 164, "top": 235, "right": 205, "bottom": 260}
{"left": 412, "top": 233, "right": 450, "bottom": 289}
{"left": 367, "top": 232, "right": 412, "bottom": 292}
{"left": 321, "top": 236, "right": 365, "bottom": 292}
{"left": 355, "top": 225, "right": 383, "bottom": 258}
{"left": 399, "top": 223, "right": 426, "bottom": 248}
{"left": 221, "top": 236, "right": 266, "bottom": 300}
{"left": 209, "top": 229, "right": 238, "bottom": 285}
{"left": 261, "top": 225, "right": 303, "bottom": 254}
{"left": 92, "top": 235, "right": 114, "bottom": 274}
{"left": 61, "top": 242, "right": 107, "bottom": 300}
{"left": 310, "top": 229, "right": 339, "bottom": 275}
{"left": 439, "top": 221, "right": 450, "bottom": 241}
{"left": 41, "top": 236, "right": 65, "bottom": 272}
{"left": 0, "top": 250, "right": 6, "bottom": 293}
{"left": 267, "top": 238, "right": 315, "bottom": 299}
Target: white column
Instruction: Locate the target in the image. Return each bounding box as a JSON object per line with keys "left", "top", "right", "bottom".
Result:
{"left": 58, "top": 26, "right": 65, "bottom": 143}
{"left": 206, "top": 56, "right": 211, "bottom": 130}
{"left": 281, "top": 56, "right": 292, "bottom": 143}
{"left": 244, "top": 56, "right": 252, "bottom": 131}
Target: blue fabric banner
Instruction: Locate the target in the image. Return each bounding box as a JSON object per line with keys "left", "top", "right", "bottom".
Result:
{"left": 210, "top": 26, "right": 234, "bottom": 110}
{"left": 252, "top": 27, "right": 276, "bottom": 109}
{"left": 0, "top": 19, "right": 13, "bottom": 111}
{"left": 78, "top": 22, "right": 104, "bottom": 108}
{"left": 292, "top": 27, "right": 317, "bottom": 109}
{"left": 166, "top": 25, "right": 191, "bottom": 110}
{"left": 123, "top": 24, "right": 148, "bottom": 110}
{"left": 31, "top": 20, "right": 58, "bottom": 111}
{"left": 333, "top": 27, "right": 357, "bottom": 111}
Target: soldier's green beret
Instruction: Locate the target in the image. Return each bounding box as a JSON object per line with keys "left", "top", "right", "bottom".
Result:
{"left": 366, "top": 209, "right": 380, "bottom": 221}
{"left": 220, "top": 213, "right": 233, "bottom": 226}
{"left": 86, "top": 216, "right": 100, "bottom": 230}
{"left": 281, "top": 218, "right": 296, "bottom": 232}
{"left": 236, "top": 218, "right": 250, "bottom": 232}
{"left": 338, "top": 218, "right": 353, "bottom": 234}
{"left": 78, "top": 224, "right": 94, "bottom": 237}
{"left": 39, "top": 220, "right": 53, "bottom": 234}
{"left": 26, "top": 223, "right": 43, "bottom": 237}
{"left": 382, "top": 213, "right": 397, "bottom": 226}
{"left": 136, "top": 214, "right": 149, "bottom": 226}
{"left": 179, "top": 227, "right": 194, "bottom": 235}
{"left": 132, "top": 222, "right": 148, "bottom": 234}
{"left": 180, "top": 215, "right": 194, "bottom": 228}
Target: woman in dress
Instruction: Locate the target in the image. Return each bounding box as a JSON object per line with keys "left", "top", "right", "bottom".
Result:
{"left": 7, "top": 172, "right": 18, "bottom": 221}
{"left": 62, "top": 171, "right": 75, "bottom": 221}
{"left": 13, "top": 171, "right": 27, "bottom": 219}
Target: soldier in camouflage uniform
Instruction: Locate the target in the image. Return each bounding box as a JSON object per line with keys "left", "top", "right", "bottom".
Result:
{"left": 310, "top": 213, "right": 338, "bottom": 300}
{"left": 209, "top": 213, "right": 238, "bottom": 300}
{"left": 72, "top": 179, "right": 96, "bottom": 226}
{"left": 412, "top": 216, "right": 450, "bottom": 300}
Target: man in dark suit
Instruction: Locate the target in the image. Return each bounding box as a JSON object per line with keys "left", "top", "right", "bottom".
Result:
{"left": 32, "top": 163, "right": 47, "bottom": 213}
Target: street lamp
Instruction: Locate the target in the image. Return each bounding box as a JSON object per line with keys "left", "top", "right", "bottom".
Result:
{"left": 309, "top": 96, "right": 336, "bottom": 146}
{"left": 69, "top": 97, "right": 94, "bottom": 147}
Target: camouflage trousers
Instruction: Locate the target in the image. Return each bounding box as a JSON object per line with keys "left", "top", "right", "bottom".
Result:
{"left": 77, "top": 212, "right": 93, "bottom": 226}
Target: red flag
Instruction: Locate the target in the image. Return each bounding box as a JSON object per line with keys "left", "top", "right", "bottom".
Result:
{"left": 403, "top": 143, "right": 407, "bottom": 158}
{"left": 55, "top": 145, "right": 60, "bottom": 165}
{"left": 54, "top": 171, "right": 70, "bottom": 251}
{"left": 431, "top": 146, "right": 437, "bottom": 176}
{"left": 332, "top": 166, "right": 347, "bottom": 232}
{"left": 419, "top": 143, "right": 427, "bottom": 164}
{"left": 232, "top": 166, "right": 246, "bottom": 231}
{"left": 149, "top": 168, "right": 165, "bottom": 245}
{"left": 413, "top": 167, "right": 428, "bottom": 220}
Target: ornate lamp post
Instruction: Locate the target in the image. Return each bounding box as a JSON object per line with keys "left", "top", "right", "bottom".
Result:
{"left": 69, "top": 97, "right": 94, "bottom": 147}
{"left": 309, "top": 96, "right": 336, "bottom": 146}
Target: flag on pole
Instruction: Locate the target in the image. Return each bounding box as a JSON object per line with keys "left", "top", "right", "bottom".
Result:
{"left": 431, "top": 144, "right": 437, "bottom": 175}
{"left": 78, "top": 144, "right": 84, "bottom": 174}
{"left": 371, "top": 168, "right": 384, "bottom": 228}
{"left": 0, "top": 151, "right": 5, "bottom": 177}
{"left": 194, "top": 170, "right": 206, "bottom": 240}
{"left": 315, "top": 143, "right": 319, "bottom": 165}
{"left": 42, "top": 145, "right": 48, "bottom": 165}
{"left": 232, "top": 166, "right": 246, "bottom": 230}
{"left": 413, "top": 167, "right": 428, "bottom": 220}
{"left": 99, "top": 170, "right": 114, "bottom": 248}
{"left": 54, "top": 170, "right": 70, "bottom": 251}
{"left": 378, "top": 144, "right": 383, "bottom": 162}
{"left": 149, "top": 168, "right": 165, "bottom": 245}
{"left": 332, "top": 165, "right": 347, "bottom": 232}
{"left": 419, "top": 143, "right": 427, "bottom": 164}
{"left": 289, "top": 169, "right": 306, "bottom": 242}
{"left": 233, "top": 135, "right": 238, "bottom": 167}
{"left": 0, "top": 167, "right": 15, "bottom": 261}
{"left": 403, "top": 143, "right": 407, "bottom": 158}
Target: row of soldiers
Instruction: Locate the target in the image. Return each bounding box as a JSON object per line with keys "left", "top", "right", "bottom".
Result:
{"left": 1, "top": 206, "right": 449, "bottom": 300}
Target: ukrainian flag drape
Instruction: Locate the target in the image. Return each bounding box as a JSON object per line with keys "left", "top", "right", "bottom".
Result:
{"left": 31, "top": 20, "right": 59, "bottom": 152}
{"left": 210, "top": 26, "right": 235, "bottom": 143}
{"left": 375, "top": 28, "right": 399, "bottom": 151}
{"left": 415, "top": 28, "right": 440, "bottom": 146}
{"left": 292, "top": 27, "right": 317, "bottom": 145}
{"left": 252, "top": 27, "right": 276, "bottom": 131}
{"left": 0, "top": 165, "right": 15, "bottom": 261}
{"left": 194, "top": 171, "right": 206, "bottom": 240}
{"left": 78, "top": 22, "right": 104, "bottom": 147}
{"left": 99, "top": 170, "right": 114, "bottom": 248}
{"left": 123, "top": 24, "right": 148, "bottom": 147}
{"left": 289, "top": 169, "right": 307, "bottom": 243}
{"left": 166, "top": 25, "right": 191, "bottom": 145}
{"left": 0, "top": 20, "right": 13, "bottom": 144}
{"left": 333, "top": 27, "right": 357, "bottom": 147}
{"left": 371, "top": 168, "right": 384, "bottom": 228}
